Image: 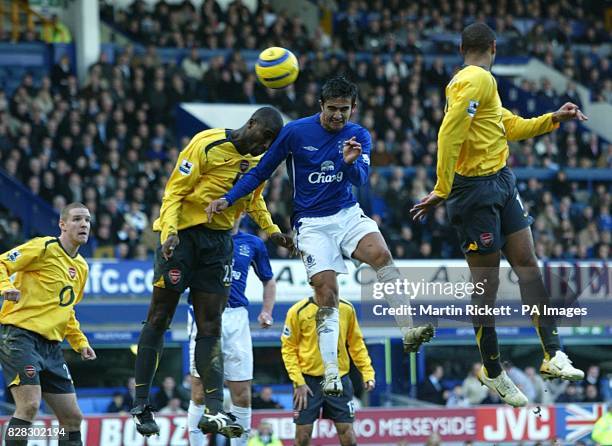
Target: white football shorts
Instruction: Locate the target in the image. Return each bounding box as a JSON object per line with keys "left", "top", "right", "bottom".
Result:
{"left": 188, "top": 305, "right": 253, "bottom": 381}
{"left": 294, "top": 203, "right": 380, "bottom": 279}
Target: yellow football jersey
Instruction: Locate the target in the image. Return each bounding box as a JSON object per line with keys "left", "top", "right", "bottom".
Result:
{"left": 434, "top": 65, "right": 559, "bottom": 198}
{"left": 281, "top": 298, "right": 375, "bottom": 387}
{"left": 0, "top": 237, "right": 90, "bottom": 351}
{"left": 153, "top": 128, "right": 280, "bottom": 243}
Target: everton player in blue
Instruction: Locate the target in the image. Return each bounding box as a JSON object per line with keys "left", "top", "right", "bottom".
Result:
{"left": 187, "top": 216, "right": 276, "bottom": 446}
{"left": 207, "top": 77, "right": 434, "bottom": 397}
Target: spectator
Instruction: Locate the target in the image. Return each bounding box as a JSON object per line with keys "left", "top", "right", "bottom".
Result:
{"left": 41, "top": 14, "right": 72, "bottom": 43}
{"left": 251, "top": 386, "right": 283, "bottom": 410}
{"left": 462, "top": 362, "right": 488, "bottom": 405}
{"left": 247, "top": 421, "right": 283, "bottom": 446}
{"left": 123, "top": 377, "right": 136, "bottom": 409}
{"left": 106, "top": 392, "right": 129, "bottom": 414}
{"left": 583, "top": 384, "right": 602, "bottom": 403}
{"left": 481, "top": 388, "right": 502, "bottom": 405}
{"left": 556, "top": 383, "right": 581, "bottom": 403}
{"left": 418, "top": 364, "right": 445, "bottom": 405}
{"left": 159, "top": 397, "right": 186, "bottom": 414}
{"left": 446, "top": 385, "right": 470, "bottom": 407}
{"left": 525, "top": 366, "right": 549, "bottom": 404}
{"left": 591, "top": 405, "right": 612, "bottom": 446}
{"left": 503, "top": 362, "right": 536, "bottom": 402}
{"left": 152, "top": 376, "right": 187, "bottom": 411}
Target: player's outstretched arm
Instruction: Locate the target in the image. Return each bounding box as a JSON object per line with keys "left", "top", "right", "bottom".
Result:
{"left": 551, "top": 102, "right": 588, "bottom": 123}
{"left": 502, "top": 102, "right": 588, "bottom": 142}
{"left": 223, "top": 127, "right": 292, "bottom": 207}
{"left": 270, "top": 232, "right": 295, "bottom": 253}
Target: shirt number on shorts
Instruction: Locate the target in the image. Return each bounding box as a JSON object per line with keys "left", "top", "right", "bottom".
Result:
{"left": 223, "top": 263, "right": 232, "bottom": 285}
{"left": 347, "top": 400, "right": 355, "bottom": 417}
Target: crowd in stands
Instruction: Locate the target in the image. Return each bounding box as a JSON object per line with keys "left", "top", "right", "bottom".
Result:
{"left": 104, "top": 376, "right": 284, "bottom": 414}
{"left": 99, "top": 0, "right": 611, "bottom": 103}
{"left": 419, "top": 362, "right": 611, "bottom": 407}
{"left": 0, "top": 0, "right": 609, "bottom": 260}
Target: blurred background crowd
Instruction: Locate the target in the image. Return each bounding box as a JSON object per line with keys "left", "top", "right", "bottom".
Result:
{"left": 0, "top": 0, "right": 609, "bottom": 263}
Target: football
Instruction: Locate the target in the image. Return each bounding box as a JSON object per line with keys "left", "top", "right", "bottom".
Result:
{"left": 255, "top": 47, "right": 300, "bottom": 89}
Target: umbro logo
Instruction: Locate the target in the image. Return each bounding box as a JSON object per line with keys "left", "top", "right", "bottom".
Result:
{"left": 303, "top": 145, "right": 318, "bottom": 151}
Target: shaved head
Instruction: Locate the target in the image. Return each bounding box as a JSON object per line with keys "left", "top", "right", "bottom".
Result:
{"left": 251, "top": 106, "right": 283, "bottom": 137}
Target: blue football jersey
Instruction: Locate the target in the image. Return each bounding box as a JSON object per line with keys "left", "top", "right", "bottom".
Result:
{"left": 227, "top": 231, "right": 273, "bottom": 307}
{"left": 224, "top": 114, "right": 372, "bottom": 225}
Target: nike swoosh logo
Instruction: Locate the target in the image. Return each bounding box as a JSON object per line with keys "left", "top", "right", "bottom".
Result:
{"left": 490, "top": 353, "right": 500, "bottom": 360}
{"left": 135, "top": 383, "right": 147, "bottom": 387}
{"left": 224, "top": 159, "right": 231, "bottom": 162}
{"left": 498, "top": 390, "right": 506, "bottom": 398}
{"left": 205, "top": 388, "right": 218, "bottom": 394}
{"left": 552, "top": 330, "right": 558, "bottom": 335}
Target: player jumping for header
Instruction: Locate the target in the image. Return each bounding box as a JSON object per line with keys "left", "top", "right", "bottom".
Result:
{"left": 411, "top": 23, "right": 587, "bottom": 406}
{"left": 208, "top": 76, "right": 434, "bottom": 398}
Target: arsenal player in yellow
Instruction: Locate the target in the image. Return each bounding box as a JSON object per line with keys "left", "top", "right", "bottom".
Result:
{"left": 411, "top": 23, "right": 587, "bottom": 407}
{"left": 131, "top": 106, "right": 293, "bottom": 439}
{"left": 282, "top": 297, "right": 374, "bottom": 446}
{"left": 0, "top": 202, "right": 96, "bottom": 446}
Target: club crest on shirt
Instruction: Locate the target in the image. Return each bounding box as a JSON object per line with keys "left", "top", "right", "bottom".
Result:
{"left": 7, "top": 250, "right": 20, "bottom": 262}
{"left": 282, "top": 325, "right": 291, "bottom": 337}
{"left": 68, "top": 266, "right": 77, "bottom": 280}
{"left": 179, "top": 159, "right": 193, "bottom": 176}
{"left": 239, "top": 160, "right": 250, "bottom": 172}
{"left": 467, "top": 100, "right": 479, "bottom": 117}
{"left": 238, "top": 244, "right": 250, "bottom": 257}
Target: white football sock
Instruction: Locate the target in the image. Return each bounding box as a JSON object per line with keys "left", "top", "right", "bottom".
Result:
{"left": 230, "top": 403, "right": 251, "bottom": 446}
{"left": 316, "top": 307, "right": 340, "bottom": 374}
{"left": 377, "top": 264, "right": 414, "bottom": 336}
{"left": 188, "top": 400, "right": 207, "bottom": 446}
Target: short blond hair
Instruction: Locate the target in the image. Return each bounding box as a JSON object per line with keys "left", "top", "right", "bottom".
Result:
{"left": 60, "top": 202, "right": 88, "bottom": 221}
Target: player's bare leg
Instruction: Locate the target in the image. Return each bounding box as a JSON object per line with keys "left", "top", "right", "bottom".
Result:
{"left": 192, "top": 291, "right": 244, "bottom": 438}
{"left": 503, "top": 228, "right": 583, "bottom": 381}
{"left": 188, "top": 376, "right": 207, "bottom": 446}
{"left": 5, "top": 385, "right": 40, "bottom": 446}
{"left": 311, "top": 270, "right": 342, "bottom": 396}
{"left": 227, "top": 380, "right": 252, "bottom": 446}
{"left": 352, "top": 232, "right": 434, "bottom": 352}
{"left": 131, "top": 286, "right": 181, "bottom": 436}
{"left": 335, "top": 422, "right": 358, "bottom": 446}
{"left": 466, "top": 251, "right": 527, "bottom": 407}
{"left": 43, "top": 392, "right": 84, "bottom": 445}
{"left": 295, "top": 424, "right": 314, "bottom": 446}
